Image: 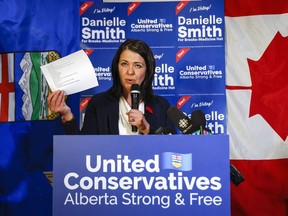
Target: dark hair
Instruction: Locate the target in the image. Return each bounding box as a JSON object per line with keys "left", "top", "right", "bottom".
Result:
{"left": 109, "top": 39, "right": 155, "bottom": 102}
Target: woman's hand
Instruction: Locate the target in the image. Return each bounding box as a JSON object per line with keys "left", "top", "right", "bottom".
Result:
{"left": 47, "top": 90, "right": 74, "bottom": 121}
{"left": 127, "top": 109, "right": 150, "bottom": 135}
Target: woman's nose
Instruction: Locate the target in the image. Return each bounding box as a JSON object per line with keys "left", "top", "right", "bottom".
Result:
{"left": 126, "top": 65, "right": 135, "bottom": 75}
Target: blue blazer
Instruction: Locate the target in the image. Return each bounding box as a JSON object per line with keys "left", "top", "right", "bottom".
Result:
{"left": 64, "top": 91, "right": 175, "bottom": 135}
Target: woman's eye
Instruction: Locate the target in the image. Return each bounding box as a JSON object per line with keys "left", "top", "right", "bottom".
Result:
{"left": 121, "top": 62, "right": 127, "bottom": 67}
{"left": 135, "top": 64, "right": 143, "bottom": 69}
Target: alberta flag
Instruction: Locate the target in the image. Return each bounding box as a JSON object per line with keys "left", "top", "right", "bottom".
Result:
{"left": 1, "top": 51, "right": 58, "bottom": 122}
{"left": 225, "top": 0, "right": 288, "bottom": 215}
{"left": 162, "top": 152, "right": 192, "bottom": 171}
{"left": 0, "top": 1, "right": 79, "bottom": 216}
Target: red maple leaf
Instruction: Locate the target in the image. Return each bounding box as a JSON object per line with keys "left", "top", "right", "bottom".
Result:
{"left": 248, "top": 32, "right": 288, "bottom": 140}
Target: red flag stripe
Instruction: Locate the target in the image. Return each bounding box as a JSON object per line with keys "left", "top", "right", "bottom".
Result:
{"left": 225, "top": 0, "right": 288, "bottom": 17}
{"left": 230, "top": 159, "right": 288, "bottom": 215}
{"left": 0, "top": 54, "right": 15, "bottom": 122}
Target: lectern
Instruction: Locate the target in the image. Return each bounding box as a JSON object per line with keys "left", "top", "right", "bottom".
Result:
{"left": 53, "top": 135, "right": 230, "bottom": 216}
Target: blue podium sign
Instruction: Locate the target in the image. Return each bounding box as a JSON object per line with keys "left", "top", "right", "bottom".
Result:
{"left": 53, "top": 135, "right": 230, "bottom": 216}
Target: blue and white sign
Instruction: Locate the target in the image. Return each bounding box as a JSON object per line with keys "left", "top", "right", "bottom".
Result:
{"left": 53, "top": 135, "right": 230, "bottom": 216}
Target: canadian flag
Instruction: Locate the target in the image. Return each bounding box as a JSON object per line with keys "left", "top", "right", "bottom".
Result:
{"left": 225, "top": 0, "right": 288, "bottom": 215}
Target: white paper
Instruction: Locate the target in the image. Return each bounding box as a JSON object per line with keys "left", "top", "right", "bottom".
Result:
{"left": 41, "top": 50, "right": 98, "bottom": 95}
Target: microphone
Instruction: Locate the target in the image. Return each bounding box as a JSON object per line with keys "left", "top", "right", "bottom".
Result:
{"left": 190, "top": 109, "right": 212, "bottom": 135}
{"left": 130, "top": 84, "right": 140, "bottom": 132}
{"left": 167, "top": 106, "right": 196, "bottom": 134}
{"left": 155, "top": 127, "right": 174, "bottom": 135}
{"left": 230, "top": 164, "right": 245, "bottom": 186}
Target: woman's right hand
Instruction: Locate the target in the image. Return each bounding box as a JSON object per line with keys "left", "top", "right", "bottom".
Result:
{"left": 47, "top": 90, "right": 74, "bottom": 121}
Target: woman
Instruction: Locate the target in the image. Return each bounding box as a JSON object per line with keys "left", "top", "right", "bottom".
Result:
{"left": 48, "top": 39, "right": 175, "bottom": 135}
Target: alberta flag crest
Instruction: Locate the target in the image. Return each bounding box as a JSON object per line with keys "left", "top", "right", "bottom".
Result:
{"left": 162, "top": 152, "right": 192, "bottom": 171}
{"left": 172, "top": 154, "right": 182, "bottom": 168}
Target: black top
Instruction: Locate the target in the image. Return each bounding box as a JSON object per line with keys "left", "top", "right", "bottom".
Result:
{"left": 63, "top": 90, "right": 175, "bottom": 135}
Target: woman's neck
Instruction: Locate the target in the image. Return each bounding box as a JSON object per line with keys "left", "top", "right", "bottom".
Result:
{"left": 123, "top": 92, "right": 132, "bottom": 107}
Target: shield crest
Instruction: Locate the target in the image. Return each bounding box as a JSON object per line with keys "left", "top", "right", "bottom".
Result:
{"left": 172, "top": 154, "right": 182, "bottom": 169}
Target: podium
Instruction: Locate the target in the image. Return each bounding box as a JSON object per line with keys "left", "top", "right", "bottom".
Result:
{"left": 53, "top": 135, "right": 230, "bottom": 216}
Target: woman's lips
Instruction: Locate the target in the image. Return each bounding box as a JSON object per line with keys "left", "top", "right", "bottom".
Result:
{"left": 126, "top": 79, "right": 135, "bottom": 84}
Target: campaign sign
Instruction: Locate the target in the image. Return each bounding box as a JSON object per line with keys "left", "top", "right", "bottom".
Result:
{"left": 80, "top": 1, "right": 128, "bottom": 49}
{"left": 174, "top": 95, "right": 227, "bottom": 135}
{"left": 152, "top": 47, "right": 178, "bottom": 96}
{"left": 53, "top": 135, "right": 230, "bottom": 216}
{"left": 176, "top": 0, "right": 225, "bottom": 48}
{"left": 126, "top": 2, "right": 177, "bottom": 47}
{"left": 175, "top": 46, "right": 226, "bottom": 95}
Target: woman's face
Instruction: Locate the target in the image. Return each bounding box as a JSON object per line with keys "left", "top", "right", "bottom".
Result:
{"left": 118, "top": 49, "right": 146, "bottom": 95}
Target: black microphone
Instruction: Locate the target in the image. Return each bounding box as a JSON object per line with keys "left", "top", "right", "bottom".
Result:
{"left": 167, "top": 106, "right": 196, "bottom": 134}
{"left": 130, "top": 84, "right": 140, "bottom": 132}
{"left": 190, "top": 109, "right": 211, "bottom": 135}
{"left": 155, "top": 127, "right": 174, "bottom": 135}
{"left": 230, "top": 164, "right": 245, "bottom": 186}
